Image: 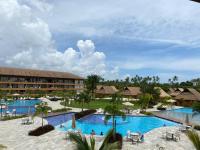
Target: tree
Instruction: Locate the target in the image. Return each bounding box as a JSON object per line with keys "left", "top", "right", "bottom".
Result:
{"left": 138, "top": 93, "right": 153, "bottom": 111}
{"left": 192, "top": 102, "right": 200, "bottom": 113}
{"left": 75, "top": 91, "right": 91, "bottom": 112}
{"left": 69, "top": 129, "right": 119, "bottom": 150}
{"left": 187, "top": 130, "right": 200, "bottom": 150}
{"left": 104, "top": 93, "right": 125, "bottom": 135}
{"left": 85, "top": 75, "right": 102, "bottom": 100}
{"left": 34, "top": 102, "right": 52, "bottom": 127}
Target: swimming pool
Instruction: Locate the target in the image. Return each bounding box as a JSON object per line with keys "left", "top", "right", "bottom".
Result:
{"left": 53, "top": 114, "right": 178, "bottom": 136}
{"left": 171, "top": 107, "right": 193, "bottom": 114}
{"left": 1, "top": 99, "right": 41, "bottom": 114}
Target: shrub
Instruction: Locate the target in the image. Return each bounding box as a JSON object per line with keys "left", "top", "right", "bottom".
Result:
{"left": 140, "top": 111, "right": 153, "bottom": 115}
{"left": 75, "top": 109, "right": 96, "bottom": 119}
{"left": 157, "top": 106, "right": 166, "bottom": 110}
{"left": 194, "top": 125, "right": 200, "bottom": 131}
{"left": 52, "top": 108, "right": 71, "bottom": 113}
{"left": 28, "top": 124, "right": 54, "bottom": 136}
{"left": 108, "top": 133, "right": 123, "bottom": 149}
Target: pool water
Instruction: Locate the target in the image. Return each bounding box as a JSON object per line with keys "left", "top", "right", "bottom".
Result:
{"left": 171, "top": 108, "right": 193, "bottom": 114}
{"left": 1, "top": 99, "right": 41, "bottom": 114}
{"left": 45, "top": 113, "right": 75, "bottom": 126}
{"left": 55, "top": 114, "right": 178, "bottom": 136}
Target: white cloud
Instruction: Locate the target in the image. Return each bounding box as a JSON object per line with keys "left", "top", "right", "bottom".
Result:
{"left": 0, "top": 0, "right": 118, "bottom": 79}
{"left": 117, "top": 57, "right": 200, "bottom": 72}
{"left": 29, "top": 0, "right": 200, "bottom": 46}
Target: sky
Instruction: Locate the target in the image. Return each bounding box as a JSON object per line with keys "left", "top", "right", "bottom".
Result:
{"left": 1, "top": 0, "right": 200, "bottom": 82}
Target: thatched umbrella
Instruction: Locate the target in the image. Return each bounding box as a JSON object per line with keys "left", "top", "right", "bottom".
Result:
{"left": 72, "top": 115, "right": 76, "bottom": 129}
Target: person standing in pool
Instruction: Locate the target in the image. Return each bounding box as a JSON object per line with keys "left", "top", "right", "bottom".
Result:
{"left": 91, "top": 130, "right": 96, "bottom": 135}
{"left": 100, "top": 132, "right": 103, "bottom": 136}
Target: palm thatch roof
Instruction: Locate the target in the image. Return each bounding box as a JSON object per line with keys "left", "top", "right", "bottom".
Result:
{"left": 168, "top": 88, "right": 184, "bottom": 97}
{"left": 175, "top": 88, "right": 200, "bottom": 101}
{"left": 121, "top": 87, "right": 141, "bottom": 97}
{"left": 155, "top": 87, "right": 171, "bottom": 98}
{"left": 0, "top": 66, "right": 83, "bottom": 79}
{"left": 95, "top": 85, "right": 118, "bottom": 95}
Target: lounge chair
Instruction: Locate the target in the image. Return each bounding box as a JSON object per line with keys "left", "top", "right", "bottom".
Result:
{"left": 126, "top": 130, "right": 132, "bottom": 141}
{"left": 174, "top": 131, "right": 181, "bottom": 141}
{"left": 131, "top": 135, "right": 140, "bottom": 144}
{"left": 179, "top": 125, "right": 187, "bottom": 132}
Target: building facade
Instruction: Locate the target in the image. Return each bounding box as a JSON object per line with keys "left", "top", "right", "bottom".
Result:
{"left": 0, "top": 67, "right": 84, "bottom": 94}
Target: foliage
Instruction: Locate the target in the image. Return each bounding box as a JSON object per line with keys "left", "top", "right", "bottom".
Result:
{"left": 140, "top": 111, "right": 153, "bottom": 115}
{"left": 0, "top": 144, "right": 7, "bottom": 149}
{"left": 104, "top": 94, "right": 126, "bottom": 134}
{"left": 28, "top": 124, "right": 54, "bottom": 136}
{"left": 34, "top": 102, "right": 52, "bottom": 127}
{"left": 51, "top": 108, "right": 71, "bottom": 113}
{"left": 69, "top": 129, "right": 120, "bottom": 150}
{"left": 85, "top": 75, "right": 102, "bottom": 99}
{"left": 187, "top": 130, "right": 200, "bottom": 150}
{"left": 1, "top": 115, "right": 27, "bottom": 121}
{"left": 138, "top": 94, "right": 153, "bottom": 111}
{"left": 75, "top": 109, "right": 96, "bottom": 120}
{"left": 75, "top": 91, "right": 91, "bottom": 112}
{"left": 194, "top": 125, "right": 200, "bottom": 131}
{"left": 192, "top": 102, "right": 200, "bottom": 113}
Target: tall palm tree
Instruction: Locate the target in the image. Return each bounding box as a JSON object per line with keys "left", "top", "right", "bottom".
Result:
{"left": 104, "top": 93, "right": 125, "bottom": 135}
{"left": 69, "top": 129, "right": 120, "bottom": 150}
{"left": 34, "top": 102, "right": 51, "bottom": 127}
{"left": 187, "top": 130, "right": 200, "bottom": 150}
{"left": 85, "top": 75, "right": 102, "bottom": 100}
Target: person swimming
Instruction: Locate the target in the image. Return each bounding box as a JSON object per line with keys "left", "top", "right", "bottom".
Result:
{"left": 91, "top": 130, "right": 96, "bottom": 135}
{"left": 100, "top": 132, "right": 103, "bottom": 136}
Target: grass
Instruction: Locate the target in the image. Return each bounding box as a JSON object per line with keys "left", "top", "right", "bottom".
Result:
{"left": 61, "top": 99, "right": 140, "bottom": 110}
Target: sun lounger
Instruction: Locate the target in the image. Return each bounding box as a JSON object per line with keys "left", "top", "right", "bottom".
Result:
{"left": 174, "top": 131, "right": 181, "bottom": 141}
{"left": 126, "top": 130, "right": 132, "bottom": 141}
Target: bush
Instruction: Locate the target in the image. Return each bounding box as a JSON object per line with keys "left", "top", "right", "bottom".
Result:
{"left": 28, "top": 124, "right": 54, "bottom": 136}
{"left": 108, "top": 133, "right": 123, "bottom": 149}
{"left": 1, "top": 115, "right": 27, "bottom": 121}
{"left": 140, "top": 111, "right": 153, "bottom": 115}
{"left": 52, "top": 108, "right": 71, "bottom": 113}
{"left": 194, "top": 125, "right": 200, "bottom": 131}
{"left": 157, "top": 106, "right": 166, "bottom": 110}
{"left": 75, "top": 109, "right": 96, "bottom": 119}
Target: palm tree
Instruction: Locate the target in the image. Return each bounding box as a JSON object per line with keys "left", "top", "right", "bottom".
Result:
{"left": 69, "top": 129, "right": 119, "bottom": 150}
{"left": 104, "top": 93, "right": 125, "bottom": 135}
{"left": 76, "top": 91, "right": 91, "bottom": 112}
{"left": 0, "top": 144, "right": 7, "bottom": 149}
{"left": 85, "top": 75, "right": 102, "bottom": 100}
{"left": 138, "top": 93, "right": 153, "bottom": 112}
{"left": 34, "top": 102, "right": 51, "bottom": 127}
{"left": 187, "top": 130, "right": 200, "bottom": 150}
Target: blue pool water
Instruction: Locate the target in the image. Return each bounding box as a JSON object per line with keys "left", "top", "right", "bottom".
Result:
{"left": 1, "top": 99, "right": 41, "bottom": 114}
{"left": 171, "top": 108, "right": 193, "bottom": 114}
{"left": 45, "top": 112, "right": 75, "bottom": 126}
{"left": 52, "top": 114, "right": 179, "bottom": 136}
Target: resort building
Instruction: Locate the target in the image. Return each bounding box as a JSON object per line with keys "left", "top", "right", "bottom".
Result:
{"left": 168, "top": 88, "right": 184, "bottom": 97}
{"left": 121, "top": 87, "right": 141, "bottom": 98}
{"left": 0, "top": 66, "right": 84, "bottom": 94}
{"left": 95, "top": 85, "right": 118, "bottom": 97}
{"left": 155, "top": 87, "right": 171, "bottom": 99}
{"left": 174, "top": 88, "right": 200, "bottom": 106}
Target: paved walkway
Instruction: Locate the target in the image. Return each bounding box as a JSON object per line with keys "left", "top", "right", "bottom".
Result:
{"left": 0, "top": 117, "right": 196, "bottom": 150}
{"left": 39, "top": 98, "right": 82, "bottom": 112}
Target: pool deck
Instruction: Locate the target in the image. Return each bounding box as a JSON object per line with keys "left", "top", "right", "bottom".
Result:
{"left": 0, "top": 116, "right": 196, "bottom": 150}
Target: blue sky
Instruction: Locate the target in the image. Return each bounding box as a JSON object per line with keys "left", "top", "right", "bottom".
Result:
{"left": 1, "top": 0, "right": 200, "bottom": 82}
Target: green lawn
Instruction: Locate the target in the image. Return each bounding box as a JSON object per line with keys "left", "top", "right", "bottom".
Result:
{"left": 61, "top": 99, "right": 140, "bottom": 110}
